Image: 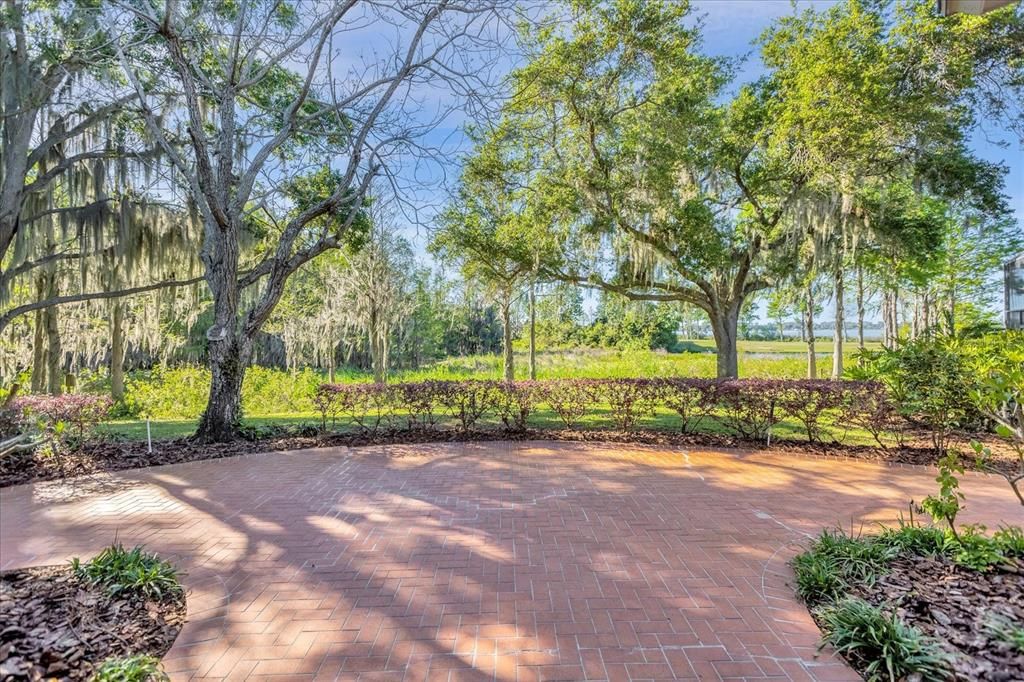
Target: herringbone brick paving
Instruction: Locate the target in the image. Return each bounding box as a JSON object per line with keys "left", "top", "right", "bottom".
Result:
{"left": 1, "top": 441, "right": 1020, "bottom": 681}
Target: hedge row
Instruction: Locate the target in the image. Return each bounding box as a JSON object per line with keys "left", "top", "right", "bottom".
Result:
{"left": 315, "top": 378, "right": 899, "bottom": 444}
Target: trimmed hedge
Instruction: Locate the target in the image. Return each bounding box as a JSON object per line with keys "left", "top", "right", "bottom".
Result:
{"left": 313, "top": 378, "right": 889, "bottom": 442}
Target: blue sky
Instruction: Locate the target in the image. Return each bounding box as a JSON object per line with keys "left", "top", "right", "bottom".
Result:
{"left": 398, "top": 0, "right": 1023, "bottom": 320}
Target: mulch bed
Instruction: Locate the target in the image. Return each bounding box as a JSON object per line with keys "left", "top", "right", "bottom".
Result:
{"left": 0, "top": 565, "right": 185, "bottom": 681}
{"left": 0, "top": 425, "right": 1015, "bottom": 489}
{"left": 849, "top": 556, "right": 1024, "bottom": 681}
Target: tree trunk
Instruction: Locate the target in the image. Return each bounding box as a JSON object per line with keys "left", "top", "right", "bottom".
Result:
{"left": 195, "top": 223, "right": 246, "bottom": 442}
{"left": 832, "top": 266, "right": 844, "bottom": 380}
{"left": 501, "top": 294, "right": 514, "bottom": 382}
{"left": 777, "top": 318, "right": 784, "bottom": 341}
{"left": 31, "top": 277, "right": 46, "bottom": 393}
{"left": 196, "top": 337, "right": 251, "bottom": 442}
{"left": 805, "top": 284, "right": 816, "bottom": 379}
{"left": 110, "top": 302, "right": 125, "bottom": 401}
{"left": 856, "top": 266, "right": 865, "bottom": 350}
{"left": 946, "top": 285, "right": 956, "bottom": 334}
{"left": 44, "top": 304, "right": 61, "bottom": 395}
{"left": 882, "top": 287, "right": 897, "bottom": 348}
{"left": 528, "top": 282, "right": 537, "bottom": 380}
{"left": 708, "top": 302, "right": 740, "bottom": 379}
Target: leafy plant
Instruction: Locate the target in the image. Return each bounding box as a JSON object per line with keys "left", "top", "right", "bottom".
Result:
{"left": 776, "top": 380, "right": 845, "bottom": 443}
{"left": 660, "top": 378, "right": 714, "bottom": 433}
{"left": 964, "top": 331, "right": 1024, "bottom": 507}
{"left": 791, "top": 528, "right": 897, "bottom": 605}
{"left": 851, "top": 336, "right": 979, "bottom": 455}
{"left": 72, "top": 544, "right": 182, "bottom": 599}
{"left": 537, "top": 379, "right": 596, "bottom": 429}
{"left": 600, "top": 379, "right": 663, "bottom": 430}
{"left": 91, "top": 654, "right": 168, "bottom": 682}
{"left": 920, "top": 452, "right": 966, "bottom": 540}
{"left": 712, "top": 380, "right": 783, "bottom": 441}
{"left": 816, "top": 598, "right": 952, "bottom": 682}
{"left": 494, "top": 381, "right": 539, "bottom": 431}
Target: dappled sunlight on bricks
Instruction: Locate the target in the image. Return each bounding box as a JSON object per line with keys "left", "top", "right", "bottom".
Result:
{"left": 2, "top": 440, "right": 1020, "bottom": 680}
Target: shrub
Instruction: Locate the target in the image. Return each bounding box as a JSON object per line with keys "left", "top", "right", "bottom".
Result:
{"left": 711, "top": 379, "right": 783, "bottom": 441}
{"left": 776, "top": 380, "right": 846, "bottom": 443}
{"left": 851, "top": 337, "right": 979, "bottom": 455}
{"left": 494, "top": 381, "right": 540, "bottom": 431}
{"left": 313, "top": 384, "right": 343, "bottom": 431}
{"left": 398, "top": 381, "right": 447, "bottom": 430}
{"left": 816, "top": 598, "right": 952, "bottom": 682}
{"left": 537, "top": 379, "right": 596, "bottom": 429}
{"left": 839, "top": 382, "right": 903, "bottom": 449}
{"left": 346, "top": 384, "right": 399, "bottom": 434}
{"left": 71, "top": 544, "right": 181, "bottom": 599}
{"left": 964, "top": 331, "right": 1024, "bottom": 507}
{"left": 600, "top": 379, "right": 663, "bottom": 430}
{"left": 92, "top": 654, "right": 167, "bottom": 682}
{"left": 660, "top": 378, "right": 713, "bottom": 433}
{"left": 11, "top": 394, "right": 113, "bottom": 440}
{"left": 436, "top": 380, "right": 498, "bottom": 432}
{"left": 4, "top": 394, "right": 113, "bottom": 460}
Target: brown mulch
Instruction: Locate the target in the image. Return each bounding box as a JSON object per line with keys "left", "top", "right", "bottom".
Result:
{"left": 851, "top": 556, "right": 1024, "bottom": 681}
{"left": 0, "top": 565, "right": 185, "bottom": 681}
{"left": 0, "top": 425, "right": 1016, "bottom": 489}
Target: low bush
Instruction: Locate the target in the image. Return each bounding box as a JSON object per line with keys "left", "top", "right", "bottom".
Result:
{"left": 851, "top": 337, "right": 980, "bottom": 455}
{"left": 2, "top": 394, "right": 112, "bottom": 460}
{"left": 777, "top": 380, "right": 847, "bottom": 443}
{"left": 712, "top": 380, "right": 784, "bottom": 441}
{"left": 840, "top": 382, "right": 905, "bottom": 449}
{"left": 311, "top": 377, "right": 895, "bottom": 441}
{"left": 71, "top": 544, "right": 182, "bottom": 600}
{"left": 659, "top": 378, "right": 714, "bottom": 433}
{"left": 494, "top": 381, "right": 540, "bottom": 431}
{"left": 398, "top": 381, "right": 447, "bottom": 430}
{"left": 536, "top": 379, "right": 597, "bottom": 429}
{"left": 436, "top": 380, "right": 499, "bottom": 432}
{"left": 92, "top": 654, "right": 168, "bottom": 682}
{"left": 599, "top": 379, "right": 663, "bottom": 430}
{"left": 815, "top": 597, "right": 952, "bottom": 682}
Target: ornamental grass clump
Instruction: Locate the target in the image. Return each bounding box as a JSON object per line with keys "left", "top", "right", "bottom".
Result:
{"left": 816, "top": 598, "right": 952, "bottom": 682}
{"left": 71, "top": 544, "right": 182, "bottom": 600}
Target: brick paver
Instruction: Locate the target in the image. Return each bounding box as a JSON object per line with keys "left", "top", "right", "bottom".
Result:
{"left": 1, "top": 441, "right": 1020, "bottom": 681}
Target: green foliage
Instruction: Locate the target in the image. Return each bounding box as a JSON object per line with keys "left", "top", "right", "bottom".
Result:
{"left": 920, "top": 453, "right": 965, "bottom": 537}
{"left": 71, "top": 544, "right": 181, "bottom": 600}
{"left": 791, "top": 528, "right": 897, "bottom": 605}
{"left": 850, "top": 335, "right": 979, "bottom": 454}
{"left": 964, "top": 332, "right": 1024, "bottom": 506}
{"left": 815, "top": 598, "right": 952, "bottom": 682}
{"left": 91, "top": 654, "right": 167, "bottom": 682}
{"left": 116, "top": 365, "right": 322, "bottom": 420}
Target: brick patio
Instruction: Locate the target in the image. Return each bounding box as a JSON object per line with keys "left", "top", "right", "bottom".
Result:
{"left": 1, "top": 441, "right": 1020, "bottom": 681}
